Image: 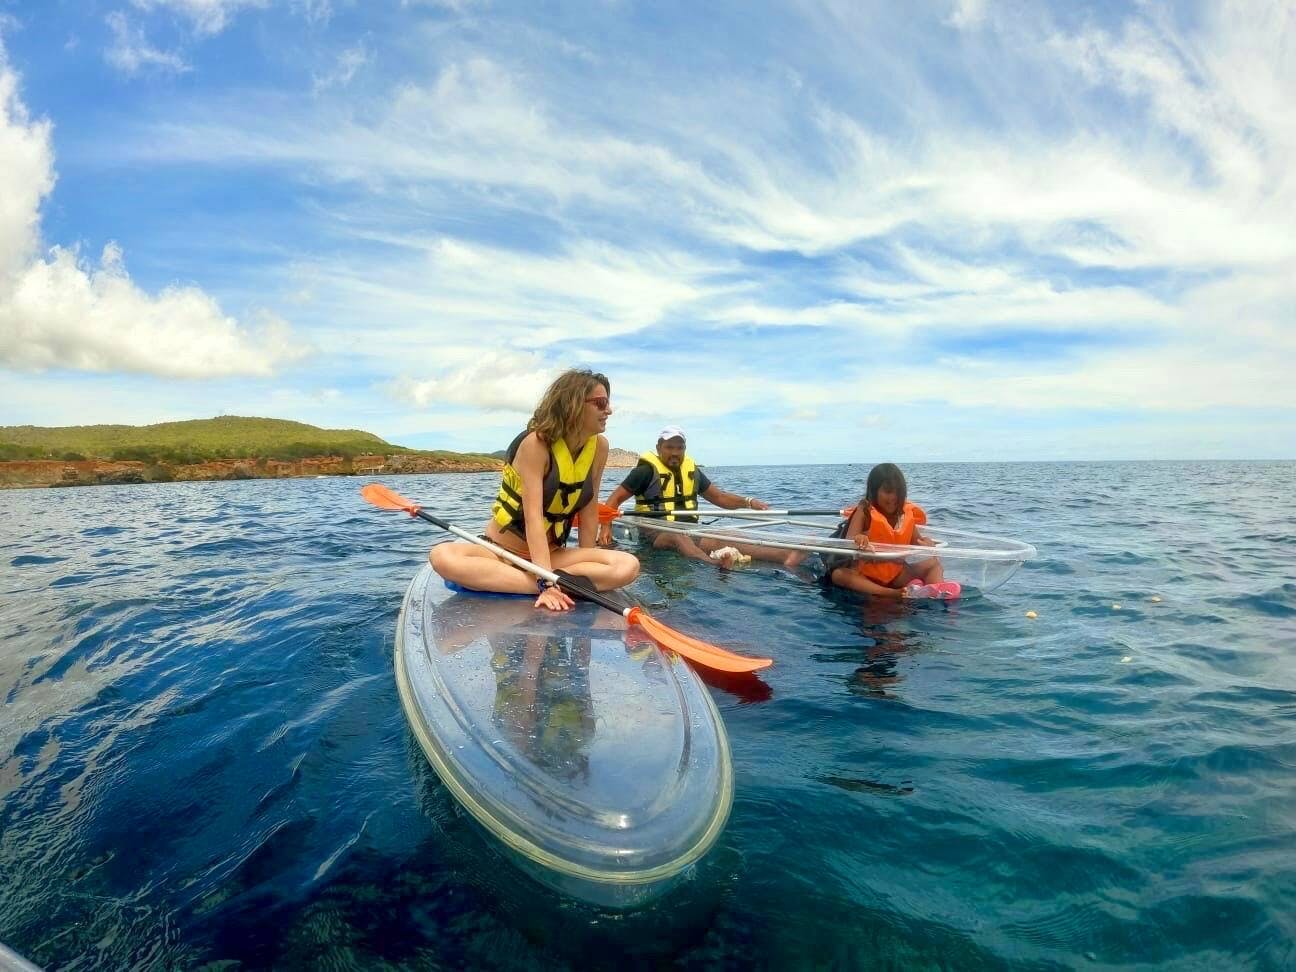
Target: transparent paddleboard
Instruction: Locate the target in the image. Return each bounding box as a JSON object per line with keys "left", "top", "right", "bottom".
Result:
{"left": 395, "top": 564, "right": 733, "bottom": 909}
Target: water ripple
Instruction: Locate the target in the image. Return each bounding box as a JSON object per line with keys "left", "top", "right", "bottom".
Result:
{"left": 1, "top": 463, "right": 1294, "bottom": 968}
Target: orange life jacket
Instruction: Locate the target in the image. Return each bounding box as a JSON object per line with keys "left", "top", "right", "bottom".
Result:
{"left": 846, "top": 501, "right": 927, "bottom": 584}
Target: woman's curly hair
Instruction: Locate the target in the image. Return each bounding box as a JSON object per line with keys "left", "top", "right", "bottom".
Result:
{"left": 527, "top": 368, "right": 611, "bottom": 444}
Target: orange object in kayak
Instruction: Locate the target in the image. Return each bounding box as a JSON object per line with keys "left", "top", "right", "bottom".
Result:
{"left": 854, "top": 501, "right": 927, "bottom": 584}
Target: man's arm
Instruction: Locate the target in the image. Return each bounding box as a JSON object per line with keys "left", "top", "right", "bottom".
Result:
{"left": 604, "top": 460, "right": 654, "bottom": 510}
{"left": 596, "top": 484, "right": 635, "bottom": 547}
{"left": 604, "top": 484, "right": 633, "bottom": 508}
{"left": 701, "top": 483, "right": 770, "bottom": 511}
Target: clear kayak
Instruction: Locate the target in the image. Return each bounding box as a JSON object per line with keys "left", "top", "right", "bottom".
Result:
{"left": 615, "top": 512, "right": 1036, "bottom": 595}
{"left": 394, "top": 564, "right": 733, "bottom": 909}
{"left": 0, "top": 943, "right": 41, "bottom": 972}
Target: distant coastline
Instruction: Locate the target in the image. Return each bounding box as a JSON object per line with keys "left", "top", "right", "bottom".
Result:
{"left": 0, "top": 453, "right": 505, "bottom": 489}
{"left": 0, "top": 416, "right": 638, "bottom": 489}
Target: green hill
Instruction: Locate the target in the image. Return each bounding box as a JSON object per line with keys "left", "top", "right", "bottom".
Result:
{"left": 0, "top": 416, "right": 490, "bottom": 464}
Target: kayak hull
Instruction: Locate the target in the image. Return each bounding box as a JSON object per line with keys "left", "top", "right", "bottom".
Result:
{"left": 615, "top": 518, "right": 1034, "bottom": 595}
{"left": 395, "top": 564, "right": 733, "bottom": 909}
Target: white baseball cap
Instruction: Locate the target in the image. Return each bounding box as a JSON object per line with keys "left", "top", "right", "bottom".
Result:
{"left": 656, "top": 425, "right": 686, "bottom": 442}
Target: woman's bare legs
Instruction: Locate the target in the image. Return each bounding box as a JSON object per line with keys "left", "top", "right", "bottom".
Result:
{"left": 550, "top": 545, "right": 640, "bottom": 589}
{"left": 430, "top": 542, "right": 639, "bottom": 594}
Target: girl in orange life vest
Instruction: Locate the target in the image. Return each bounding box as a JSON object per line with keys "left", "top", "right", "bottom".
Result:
{"left": 828, "top": 463, "right": 945, "bottom": 598}
{"left": 429, "top": 369, "right": 640, "bottom": 612}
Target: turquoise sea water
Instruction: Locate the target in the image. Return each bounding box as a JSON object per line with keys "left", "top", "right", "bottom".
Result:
{"left": 2, "top": 462, "right": 1294, "bottom": 969}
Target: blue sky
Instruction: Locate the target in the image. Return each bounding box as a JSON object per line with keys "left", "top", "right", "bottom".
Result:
{"left": 0, "top": 0, "right": 1292, "bottom": 463}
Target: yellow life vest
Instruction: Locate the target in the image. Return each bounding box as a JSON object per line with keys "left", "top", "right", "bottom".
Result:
{"left": 491, "top": 431, "right": 599, "bottom": 546}
{"left": 632, "top": 451, "right": 699, "bottom": 521}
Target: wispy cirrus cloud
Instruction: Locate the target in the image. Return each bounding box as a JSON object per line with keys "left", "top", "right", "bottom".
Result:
{"left": 2, "top": 1, "right": 1292, "bottom": 460}
{"left": 104, "top": 11, "right": 188, "bottom": 76}
{"left": 111, "top": 6, "right": 1291, "bottom": 436}
{"left": 312, "top": 43, "right": 369, "bottom": 93}
{"left": 128, "top": 0, "right": 269, "bottom": 36}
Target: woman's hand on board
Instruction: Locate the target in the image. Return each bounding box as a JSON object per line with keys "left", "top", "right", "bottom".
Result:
{"left": 534, "top": 583, "right": 575, "bottom": 612}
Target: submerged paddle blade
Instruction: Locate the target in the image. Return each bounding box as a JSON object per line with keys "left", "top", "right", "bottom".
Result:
{"left": 361, "top": 482, "right": 419, "bottom": 514}
{"left": 627, "top": 607, "right": 773, "bottom": 674}
{"left": 553, "top": 572, "right": 768, "bottom": 673}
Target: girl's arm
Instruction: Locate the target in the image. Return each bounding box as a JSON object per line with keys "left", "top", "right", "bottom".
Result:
{"left": 841, "top": 505, "right": 873, "bottom": 549}
{"left": 575, "top": 436, "right": 608, "bottom": 549}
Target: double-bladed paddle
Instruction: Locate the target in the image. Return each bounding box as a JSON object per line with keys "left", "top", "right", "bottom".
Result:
{"left": 361, "top": 483, "right": 772, "bottom": 675}
{"left": 598, "top": 504, "right": 847, "bottom": 522}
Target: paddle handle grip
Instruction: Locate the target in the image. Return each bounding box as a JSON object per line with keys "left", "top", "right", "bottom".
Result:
{"left": 413, "top": 508, "right": 452, "bottom": 531}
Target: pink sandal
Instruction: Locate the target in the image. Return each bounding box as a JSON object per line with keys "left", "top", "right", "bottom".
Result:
{"left": 904, "top": 579, "right": 962, "bottom": 600}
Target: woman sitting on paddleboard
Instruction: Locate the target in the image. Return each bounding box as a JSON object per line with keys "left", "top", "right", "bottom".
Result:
{"left": 430, "top": 368, "right": 640, "bottom": 611}
{"left": 828, "top": 463, "right": 949, "bottom": 598}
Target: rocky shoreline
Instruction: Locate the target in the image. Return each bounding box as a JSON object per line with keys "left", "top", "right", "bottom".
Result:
{"left": 1, "top": 446, "right": 643, "bottom": 489}
{"left": 0, "top": 453, "right": 504, "bottom": 489}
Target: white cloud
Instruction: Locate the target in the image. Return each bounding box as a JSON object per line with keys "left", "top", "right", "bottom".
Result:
{"left": 390, "top": 351, "right": 555, "bottom": 412}
{"left": 419, "top": 236, "right": 712, "bottom": 339}
{"left": 294, "top": 0, "right": 333, "bottom": 26}
{"left": 703, "top": 278, "right": 1176, "bottom": 336}
{"left": 26, "top": 5, "right": 1294, "bottom": 446}
{"left": 401, "top": 0, "right": 483, "bottom": 12}
{"left": 0, "top": 51, "right": 304, "bottom": 379}
{"left": 945, "top": 0, "right": 987, "bottom": 30}
{"left": 268, "top": 232, "right": 721, "bottom": 367}
{"left": 129, "top": 0, "right": 269, "bottom": 35}
{"left": 130, "top": 38, "right": 1293, "bottom": 275}
{"left": 104, "top": 12, "right": 189, "bottom": 75}
{"left": 0, "top": 58, "right": 52, "bottom": 282}
{"left": 1, "top": 243, "right": 305, "bottom": 378}
{"left": 127, "top": 57, "right": 725, "bottom": 228}
{"left": 313, "top": 43, "right": 369, "bottom": 93}
{"left": 831, "top": 343, "right": 1296, "bottom": 413}
{"left": 123, "top": 20, "right": 1287, "bottom": 410}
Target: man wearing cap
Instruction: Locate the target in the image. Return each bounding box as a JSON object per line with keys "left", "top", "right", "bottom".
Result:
{"left": 597, "top": 426, "right": 774, "bottom": 568}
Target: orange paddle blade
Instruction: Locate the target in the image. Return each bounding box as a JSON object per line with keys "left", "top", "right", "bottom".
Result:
{"left": 361, "top": 482, "right": 418, "bottom": 514}
{"left": 597, "top": 503, "right": 623, "bottom": 524}
{"left": 627, "top": 607, "right": 772, "bottom": 674}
